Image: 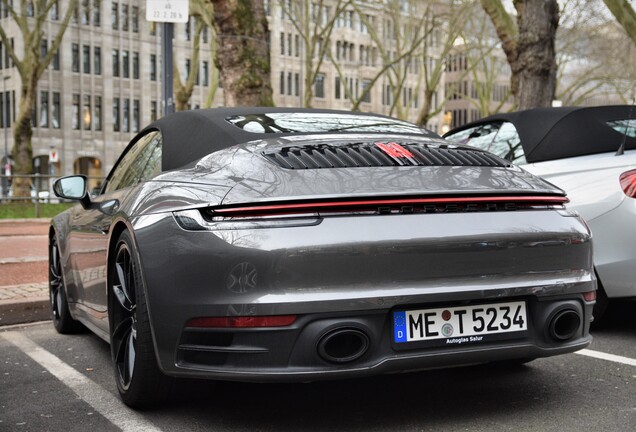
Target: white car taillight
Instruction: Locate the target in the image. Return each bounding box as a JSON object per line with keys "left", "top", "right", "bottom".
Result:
{"left": 619, "top": 169, "right": 636, "bottom": 198}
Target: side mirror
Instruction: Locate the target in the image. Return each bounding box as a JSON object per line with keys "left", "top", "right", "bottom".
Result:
{"left": 53, "top": 175, "right": 91, "bottom": 208}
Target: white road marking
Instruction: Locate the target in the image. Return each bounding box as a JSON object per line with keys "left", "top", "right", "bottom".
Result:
{"left": 1, "top": 331, "right": 163, "bottom": 432}
{"left": 576, "top": 349, "right": 636, "bottom": 367}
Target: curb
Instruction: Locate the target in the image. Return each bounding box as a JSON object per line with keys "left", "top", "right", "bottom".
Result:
{"left": 0, "top": 296, "right": 51, "bottom": 326}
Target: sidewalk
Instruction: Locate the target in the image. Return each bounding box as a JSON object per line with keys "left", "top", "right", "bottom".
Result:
{"left": 0, "top": 219, "right": 51, "bottom": 326}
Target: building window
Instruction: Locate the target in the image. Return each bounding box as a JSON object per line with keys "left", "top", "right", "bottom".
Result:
{"left": 202, "top": 61, "right": 209, "bottom": 87}
{"left": 314, "top": 74, "right": 325, "bottom": 98}
{"left": 335, "top": 76, "right": 340, "bottom": 99}
{"left": 131, "top": 6, "right": 138, "bottom": 32}
{"left": 0, "top": 94, "right": 4, "bottom": 128}
{"left": 121, "top": 4, "right": 128, "bottom": 31}
{"left": 202, "top": 26, "right": 208, "bottom": 43}
{"left": 113, "top": 97, "right": 120, "bottom": 131}
{"left": 72, "top": 44, "right": 80, "bottom": 72}
{"left": 295, "top": 34, "right": 299, "bottom": 57}
{"left": 1, "top": 93, "right": 8, "bottom": 127}
{"left": 133, "top": 99, "right": 140, "bottom": 132}
{"left": 93, "top": 0, "right": 101, "bottom": 26}
{"left": 72, "top": 2, "right": 79, "bottom": 23}
{"left": 287, "top": 33, "right": 292, "bottom": 56}
{"left": 81, "top": 0, "right": 89, "bottom": 24}
{"left": 122, "top": 98, "right": 129, "bottom": 132}
{"left": 151, "top": 101, "right": 157, "bottom": 122}
{"left": 287, "top": 72, "right": 292, "bottom": 96}
{"left": 40, "top": 39, "right": 48, "bottom": 60}
{"left": 94, "top": 96, "right": 102, "bottom": 131}
{"left": 8, "top": 38, "right": 13, "bottom": 68}
{"left": 361, "top": 79, "right": 371, "bottom": 103}
{"left": 279, "top": 71, "right": 284, "bottom": 95}
{"left": 150, "top": 54, "right": 157, "bottom": 81}
{"left": 280, "top": 32, "right": 285, "bottom": 55}
{"left": 112, "top": 49, "right": 119, "bottom": 76}
{"left": 122, "top": 50, "right": 129, "bottom": 78}
{"left": 132, "top": 52, "right": 139, "bottom": 79}
{"left": 72, "top": 94, "right": 80, "bottom": 130}
{"left": 31, "top": 100, "right": 36, "bottom": 128}
{"left": 294, "top": 73, "right": 299, "bottom": 97}
{"left": 50, "top": 1, "right": 59, "bottom": 20}
{"left": 111, "top": 2, "right": 118, "bottom": 30}
{"left": 83, "top": 45, "right": 90, "bottom": 73}
{"left": 52, "top": 51, "right": 60, "bottom": 70}
{"left": 186, "top": 17, "right": 192, "bottom": 41}
{"left": 83, "top": 95, "right": 91, "bottom": 129}
{"left": 40, "top": 92, "right": 49, "bottom": 128}
{"left": 94, "top": 47, "right": 101, "bottom": 75}
{"left": 185, "top": 58, "right": 190, "bottom": 81}
{"left": 52, "top": 92, "right": 60, "bottom": 129}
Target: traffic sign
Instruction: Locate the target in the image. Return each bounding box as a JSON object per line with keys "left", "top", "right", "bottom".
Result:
{"left": 146, "top": 0, "right": 189, "bottom": 23}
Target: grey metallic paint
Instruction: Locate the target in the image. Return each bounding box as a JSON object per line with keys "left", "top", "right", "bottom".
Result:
{"left": 51, "top": 115, "right": 594, "bottom": 383}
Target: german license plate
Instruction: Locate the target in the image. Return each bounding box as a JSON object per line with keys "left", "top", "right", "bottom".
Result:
{"left": 394, "top": 301, "right": 527, "bottom": 344}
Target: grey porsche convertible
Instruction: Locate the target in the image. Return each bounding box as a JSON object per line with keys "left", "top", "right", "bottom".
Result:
{"left": 50, "top": 108, "right": 595, "bottom": 408}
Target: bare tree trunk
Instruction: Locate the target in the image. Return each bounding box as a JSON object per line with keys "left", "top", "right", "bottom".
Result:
{"left": 515, "top": 0, "right": 559, "bottom": 110}
{"left": 12, "top": 78, "right": 37, "bottom": 197}
{"left": 211, "top": 0, "right": 274, "bottom": 106}
{"left": 480, "top": 0, "right": 559, "bottom": 110}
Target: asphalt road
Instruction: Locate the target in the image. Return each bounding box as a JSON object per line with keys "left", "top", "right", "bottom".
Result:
{"left": 1, "top": 301, "right": 635, "bottom": 432}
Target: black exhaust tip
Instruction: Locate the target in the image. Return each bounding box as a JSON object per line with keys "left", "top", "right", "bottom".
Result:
{"left": 318, "top": 328, "right": 370, "bottom": 364}
{"left": 549, "top": 309, "right": 581, "bottom": 341}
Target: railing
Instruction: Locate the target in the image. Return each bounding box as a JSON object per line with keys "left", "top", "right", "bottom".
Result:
{"left": 0, "top": 174, "right": 104, "bottom": 217}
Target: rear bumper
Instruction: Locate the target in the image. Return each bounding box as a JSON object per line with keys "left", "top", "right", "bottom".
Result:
{"left": 169, "top": 293, "right": 593, "bottom": 382}
{"left": 132, "top": 209, "right": 594, "bottom": 381}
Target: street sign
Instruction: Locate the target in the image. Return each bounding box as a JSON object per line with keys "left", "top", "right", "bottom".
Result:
{"left": 146, "top": 0, "right": 189, "bottom": 23}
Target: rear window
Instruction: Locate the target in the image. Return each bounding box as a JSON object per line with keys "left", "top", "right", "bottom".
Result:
{"left": 445, "top": 121, "right": 526, "bottom": 165}
{"left": 226, "top": 112, "right": 436, "bottom": 136}
{"left": 607, "top": 119, "right": 636, "bottom": 138}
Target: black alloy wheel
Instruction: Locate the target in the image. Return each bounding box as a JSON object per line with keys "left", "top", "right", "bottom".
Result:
{"left": 49, "top": 235, "right": 81, "bottom": 333}
{"left": 110, "top": 239, "right": 138, "bottom": 391}
{"left": 108, "top": 229, "right": 171, "bottom": 408}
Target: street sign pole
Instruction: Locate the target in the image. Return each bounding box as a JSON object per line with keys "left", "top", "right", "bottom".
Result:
{"left": 162, "top": 22, "right": 174, "bottom": 116}
{"left": 146, "top": 0, "right": 189, "bottom": 118}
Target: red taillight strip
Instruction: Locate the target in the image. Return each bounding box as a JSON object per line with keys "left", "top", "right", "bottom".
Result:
{"left": 620, "top": 169, "right": 636, "bottom": 198}
{"left": 186, "top": 315, "right": 297, "bottom": 328}
{"left": 212, "top": 196, "right": 569, "bottom": 216}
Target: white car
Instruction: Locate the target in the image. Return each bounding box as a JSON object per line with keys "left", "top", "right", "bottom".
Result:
{"left": 445, "top": 105, "right": 636, "bottom": 321}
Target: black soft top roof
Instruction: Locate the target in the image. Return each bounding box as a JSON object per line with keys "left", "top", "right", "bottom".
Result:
{"left": 137, "top": 107, "right": 435, "bottom": 171}
{"left": 445, "top": 105, "right": 636, "bottom": 163}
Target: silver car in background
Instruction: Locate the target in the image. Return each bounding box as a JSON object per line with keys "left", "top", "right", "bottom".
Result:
{"left": 445, "top": 105, "right": 636, "bottom": 321}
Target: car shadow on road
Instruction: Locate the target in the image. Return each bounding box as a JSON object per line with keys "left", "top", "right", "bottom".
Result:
{"left": 154, "top": 360, "right": 571, "bottom": 431}
{"left": 590, "top": 299, "right": 636, "bottom": 334}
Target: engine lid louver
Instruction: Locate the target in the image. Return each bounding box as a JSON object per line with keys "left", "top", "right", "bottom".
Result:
{"left": 262, "top": 142, "right": 510, "bottom": 169}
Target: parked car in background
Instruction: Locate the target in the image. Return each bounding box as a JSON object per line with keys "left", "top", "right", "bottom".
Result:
{"left": 50, "top": 108, "right": 595, "bottom": 409}
{"left": 444, "top": 105, "right": 636, "bottom": 321}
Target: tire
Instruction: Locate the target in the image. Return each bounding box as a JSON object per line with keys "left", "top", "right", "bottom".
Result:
{"left": 49, "top": 235, "right": 82, "bottom": 334}
{"left": 108, "top": 229, "right": 172, "bottom": 409}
